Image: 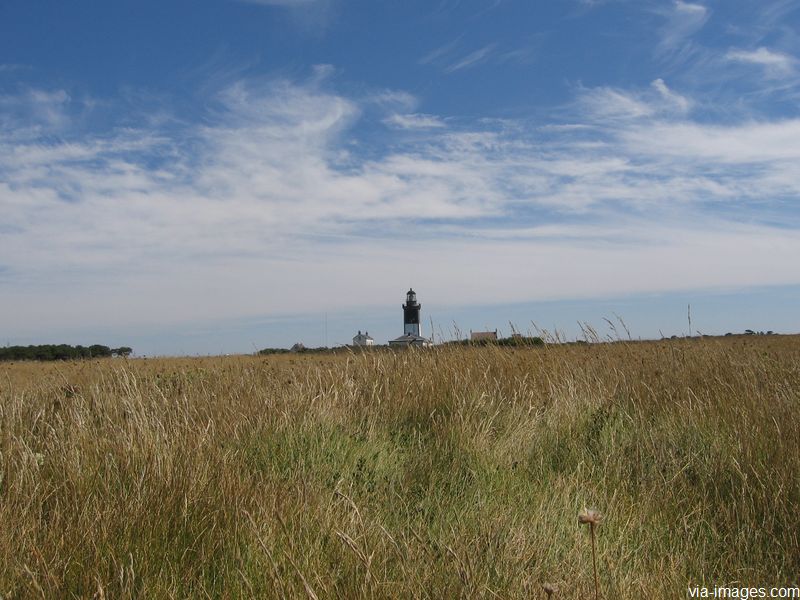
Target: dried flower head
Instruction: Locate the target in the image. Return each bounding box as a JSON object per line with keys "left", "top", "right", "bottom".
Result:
{"left": 578, "top": 508, "right": 602, "bottom": 526}
{"left": 578, "top": 508, "right": 602, "bottom": 600}
{"left": 543, "top": 582, "right": 557, "bottom": 597}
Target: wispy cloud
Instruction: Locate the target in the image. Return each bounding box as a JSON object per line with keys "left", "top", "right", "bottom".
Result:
{"left": 656, "top": 1, "right": 709, "bottom": 63}
{"left": 0, "top": 88, "right": 73, "bottom": 131}
{"left": 739, "top": 0, "right": 800, "bottom": 42}
{"left": 232, "top": 0, "right": 335, "bottom": 33}
{"left": 421, "top": 38, "right": 535, "bottom": 73}
{"left": 0, "top": 64, "right": 28, "bottom": 73}
{"left": 621, "top": 119, "right": 800, "bottom": 164}
{"left": 445, "top": 44, "right": 497, "bottom": 72}
{"left": 577, "top": 79, "right": 691, "bottom": 120}
{"left": 495, "top": 46, "right": 538, "bottom": 65}
{"left": 419, "top": 38, "right": 463, "bottom": 66}
{"left": 384, "top": 113, "right": 446, "bottom": 129}
{"left": 650, "top": 78, "right": 692, "bottom": 113}
{"left": 2, "top": 74, "right": 799, "bottom": 337}
{"left": 726, "top": 47, "right": 796, "bottom": 77}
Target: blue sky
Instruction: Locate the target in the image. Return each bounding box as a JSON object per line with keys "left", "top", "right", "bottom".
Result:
{"left": 1, "top": 0, "right": 799, "bottom": 354}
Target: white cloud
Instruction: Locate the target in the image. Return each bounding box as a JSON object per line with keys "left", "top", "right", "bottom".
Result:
{"left": 538, "top": 123, "right": 592, "bottom": 132}
{"left": 726, "top": 47, "right": 796, "bottom": 77}
{"left": 384, "top": 113, "right": 446, "bottom": 129}
{"left": 657, "top": 1, "right": 709, "bottom": 59}
{"left": 0, "top": 88, "right": 72, "bottom": 130}
{"left": 420, "top": 38, "right": 462, "bottom": 66}
{"left": 445, "top": 44, "right": 498, "bottom": 73}
{"left": 1, "top": 78, "right": 799, "bottom": 339}
{"left": 650, "top": 78, "right": 692, "bottom": 113}
{"left": 421, "top": 37, "right": 536, "bottom": 73}
{"left": 3, "top": 221, "right": 799, "bottom": 337}
{"left": 0, "top": 64, "right": 27, "bottom": 72}
{"left": 621, "top": 119, "right": 800, "bottom": 164}
{"left": 577, "top": 80, "right": 691, "bottom": 120}
{"left": 579, "top": 87, "right": 654, "bottom": 119}
{"left": 675, "top": 1, "right": 705, "bottom": 15}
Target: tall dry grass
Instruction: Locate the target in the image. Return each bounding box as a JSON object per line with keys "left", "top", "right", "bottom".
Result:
{"left": 0, "top": 335, "right": 798, "bottom": 598}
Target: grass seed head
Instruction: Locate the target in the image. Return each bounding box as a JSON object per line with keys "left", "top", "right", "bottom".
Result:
{"left": 578, "top": 508, "right": 602, "bottom": 526}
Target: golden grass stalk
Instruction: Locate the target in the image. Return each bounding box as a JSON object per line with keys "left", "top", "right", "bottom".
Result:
{"left": 579, "top": 508, "right": 602, "bottom": 600}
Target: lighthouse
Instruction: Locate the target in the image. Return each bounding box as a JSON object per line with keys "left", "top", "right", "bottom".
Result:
{"left": 389, "top": 288, "right": 433, "bottom": 347}
{"left": 403, "top": 288, "right": 421, "bottom": 336}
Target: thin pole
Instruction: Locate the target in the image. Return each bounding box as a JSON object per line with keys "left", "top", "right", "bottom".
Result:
{"left": 591, "top": 524, "right": 599, "bottom": 600}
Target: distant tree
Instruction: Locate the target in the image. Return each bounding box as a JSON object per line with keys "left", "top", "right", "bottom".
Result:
{"left": 258, "top": 347, "right": 290, "bottom": 355}
{"left": 0, "top": 343, "right": 131, "bottom": 362}
{"left": 497, "top": 335, "right": 544, "bottom": 347}
{"left": 88, "top": 345, "right": 112, "bottom": 358}
{"left": 113, "top": 347, "right": 133, "bottom": 358}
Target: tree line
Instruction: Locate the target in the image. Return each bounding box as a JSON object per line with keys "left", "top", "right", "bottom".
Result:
{"left": 0, "top": 344, "right": 133, "bottom": 362}
{"left": 444, "top": 335, "right": 545, "bottom": 347}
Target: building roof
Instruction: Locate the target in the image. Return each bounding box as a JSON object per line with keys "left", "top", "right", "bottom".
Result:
{"left": 471, "top": 330, "right": 498, "bottom": 341}
{"left": 389, "top": 333, "right": 433, "bottom": 346}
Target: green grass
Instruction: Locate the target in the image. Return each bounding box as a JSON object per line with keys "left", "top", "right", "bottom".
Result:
{"left": 0, "top": 336, "right": 798, "bottom": 597}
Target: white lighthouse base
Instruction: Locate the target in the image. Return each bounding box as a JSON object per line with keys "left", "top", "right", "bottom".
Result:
{"left": 389, "top": 333, "right": 433, "bottom": 348}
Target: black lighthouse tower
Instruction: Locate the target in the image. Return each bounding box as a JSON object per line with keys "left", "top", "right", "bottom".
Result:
{"left": 403, "top": 288, "right": 421, "bottom": 336}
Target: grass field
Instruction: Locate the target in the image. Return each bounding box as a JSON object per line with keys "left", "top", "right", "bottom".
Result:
{"left": 1, "top": 335, "right": 798, "bottom": 598}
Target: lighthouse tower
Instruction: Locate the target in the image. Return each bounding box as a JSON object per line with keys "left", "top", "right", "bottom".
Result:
{"left": 389, "top": 288, "right": 433, "bottom": 347}
{"left": 403, "top": 288, "right": 421, "bottom": 336}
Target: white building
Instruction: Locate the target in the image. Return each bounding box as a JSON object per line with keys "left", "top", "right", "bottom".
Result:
{"left": 352, "top": 330, "right": 374, "bottom": 346}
